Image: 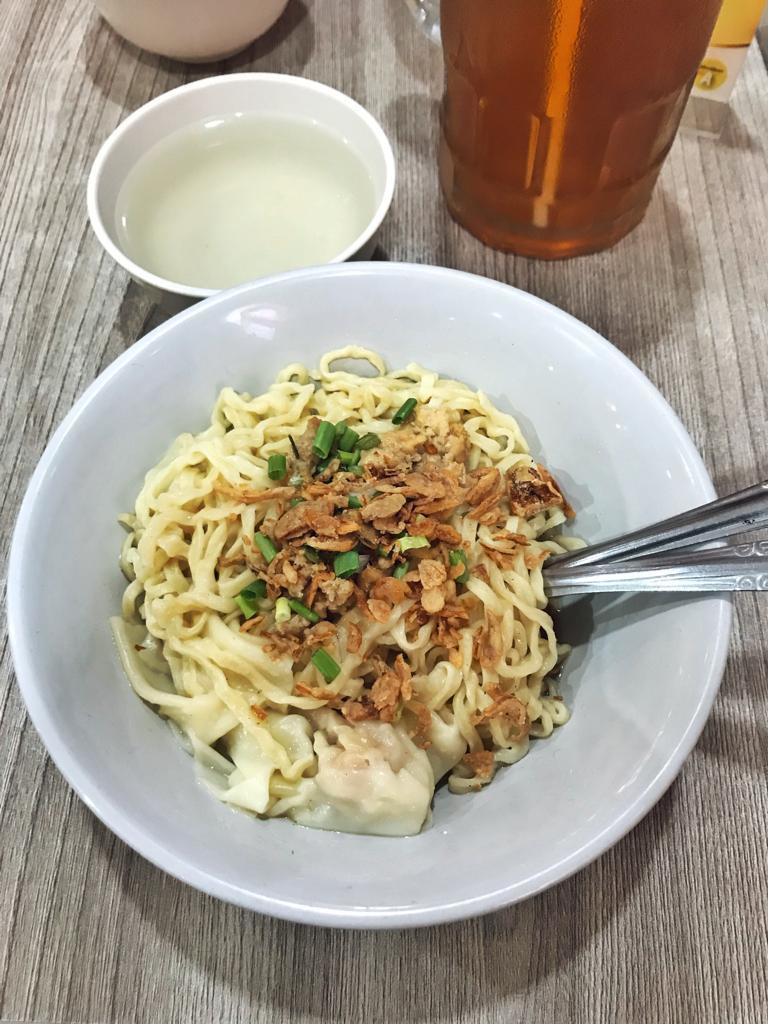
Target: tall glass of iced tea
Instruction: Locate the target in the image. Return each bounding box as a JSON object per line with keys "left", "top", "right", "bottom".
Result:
{"left": 438, "top": 0, "right": 724, "bottom": 258}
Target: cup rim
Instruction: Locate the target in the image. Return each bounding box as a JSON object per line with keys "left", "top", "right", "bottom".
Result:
{"left": 86, "top": 72, "right": 397, "bottom": 299}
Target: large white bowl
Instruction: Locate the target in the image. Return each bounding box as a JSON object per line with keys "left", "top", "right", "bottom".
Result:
{"left": 7, "top": 264, "right": 730, "bottom": 928}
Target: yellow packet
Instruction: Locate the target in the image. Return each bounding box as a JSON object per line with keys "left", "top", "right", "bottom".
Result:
{"left": 691, "top": 0, "right": 766, "bottom": 104}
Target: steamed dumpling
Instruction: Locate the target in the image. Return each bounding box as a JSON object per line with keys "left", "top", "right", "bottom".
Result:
{"left": 290, "top": 711, "right": 434, "bottom": 836}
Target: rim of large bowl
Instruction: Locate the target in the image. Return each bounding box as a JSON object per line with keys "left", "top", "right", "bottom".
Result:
{"left": 7, "top": 263, "right": 732, "bottom": 928}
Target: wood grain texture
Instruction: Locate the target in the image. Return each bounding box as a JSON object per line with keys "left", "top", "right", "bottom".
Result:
{"left": 1, "top": 1, "right": 767, "bottom": 1021}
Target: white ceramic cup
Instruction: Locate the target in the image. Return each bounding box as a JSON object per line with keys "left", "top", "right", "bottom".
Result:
{"left": 94, "top": 0, "right": 290, "bottom": 62}
{"left": 87, "top": 74, "right": 396, "bottom": 313}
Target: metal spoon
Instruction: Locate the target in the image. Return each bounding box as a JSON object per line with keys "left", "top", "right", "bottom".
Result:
{"left": 548, "top": 480, "right": 768, "bottom": 571}
{"left": 544, "top": 540, "right": 768, "bottom": 596}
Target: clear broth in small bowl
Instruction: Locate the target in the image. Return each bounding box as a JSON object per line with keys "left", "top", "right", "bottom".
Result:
{"left": 115, "top": 113, "right": 377, "bottom": 290}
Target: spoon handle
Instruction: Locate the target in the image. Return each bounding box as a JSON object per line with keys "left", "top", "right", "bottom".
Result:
{"left": 548, "top": 480, "right": 768, "bottom": 570}
{"left": 544, "top": 545, "right": 768, "bottom": 596}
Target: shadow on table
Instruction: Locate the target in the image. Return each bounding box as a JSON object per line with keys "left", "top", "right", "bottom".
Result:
{"left": 381, "top": 93, "right": 440, "bottom": 162}
{"left": 92, "top": 280, "right": 165, "bottom": 370}
{"left": 84, "top": 781, "right": 675, "bottom": 1023}
{"left": 702, "top": 108, "right": 762, "bottom": 154}
{"left": 384, "top": 0, "right": 442, "bottom": 88}
{"left": 698, "top": 644, "right": 768, "bottom": 775}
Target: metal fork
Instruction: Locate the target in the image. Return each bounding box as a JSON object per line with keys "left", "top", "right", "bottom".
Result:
{"left": 543, "top": 481, "right": 768, "bottom": 596}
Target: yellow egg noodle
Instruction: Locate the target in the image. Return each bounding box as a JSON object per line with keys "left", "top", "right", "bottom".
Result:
{"left": 112, "top": 347, "right": 580, "bottom": 836}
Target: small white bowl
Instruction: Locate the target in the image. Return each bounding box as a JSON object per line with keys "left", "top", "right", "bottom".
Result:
{"left": 87, "top": 74, "right": 396, "bottom": 313}
{"left": 8, "top": 264, "right": 730, "bottom": 928}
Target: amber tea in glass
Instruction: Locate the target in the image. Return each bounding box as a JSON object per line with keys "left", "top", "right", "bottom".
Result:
{"left": 438, "top": 0, "right": 724, "bottom": 258}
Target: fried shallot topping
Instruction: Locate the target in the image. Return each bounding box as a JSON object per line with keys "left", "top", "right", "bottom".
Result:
{"left": 461, "top": 750, "right": 496, "bottom": 782}
{"left": 472, "top": 685, "right": 530, "bottom": 740}
{"left": 220, "top": 403, "right": 572, "bottom": 748}
{"left": 370, "top": 654, "right": 413, "bottom": 722}
{"left": 475, "top": 610, "right": 503, "bottom": 669}
{"left": 507, "top": 463, "right": 573, "bottom": 519}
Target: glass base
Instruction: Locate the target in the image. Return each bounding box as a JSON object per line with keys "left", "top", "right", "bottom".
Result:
{"left": 442, "top": 190, "right": 650, "bottom": 260}
{"left": 439, "top": 133, "right": 657, "bottom": 260}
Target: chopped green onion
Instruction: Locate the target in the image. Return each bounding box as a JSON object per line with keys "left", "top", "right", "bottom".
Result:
{"left": 449, "top": 548, "right": 470, "bottom": 584}
{"left": 347, "top": 495, "right": 363, "bottom": 510}
{"left": 311, "top": 649, "right": 341, "bottom": 682}
{"left": 287, "top": 598, "right": 320, "bottom": 624}
{"left": 290, "top": 496, "right": 305, "bottom": 507}
{"left": 356, "top": 432, "right": 380, "bottom": 451}
{"left": 397, "top": 534, "right": 430, "bottom": 553}
{"left": 348, "top": 464, "right": 364, "bottom": 476}
{"left": 274, "top": 597, "right": 291, "bottom": 623}
{"left": 392, "top": 398, "right": 417, "bottom": 425}
{"left": 339, "top": 426, "right": 360, "bottom": 451}
{"left": 312, "top": 421, "right": 336, "bottom": 459}
{"left": 303, "top": 545, "right": 320, "bottom": 563}
{"left": 393, "top": 561, "right": 410, "bottom": 579}
{"left": 268, "top": 453, "right": 287, "bottom": 481}
{"left": 235, "top": 594, "right": 259, "bottom": 619}
{"left": 289, "top": 435, "right": 300, "bottom": 459}
{"left": 241, "top": 579, "right": 267, "bottom": 600}
{"left": 254, "top": 531, "right": 278, "bottom": 563}
{"left": 337, "top": 449, "right": 360, "bottom": 467}
{"left": 334, "top": 420, "right": 348, "bottom": 440}
{"left": 334, "top": 550, "right": 360, "bottom": 578}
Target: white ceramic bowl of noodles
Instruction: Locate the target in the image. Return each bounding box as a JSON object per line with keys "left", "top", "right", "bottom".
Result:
{"left": 7, "top": 263, "right": 730, "bottom": 928}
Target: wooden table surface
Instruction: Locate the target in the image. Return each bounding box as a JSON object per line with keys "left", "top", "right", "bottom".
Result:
{"left": 2, "top": 2, "right": 768, "bottom": 1022}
